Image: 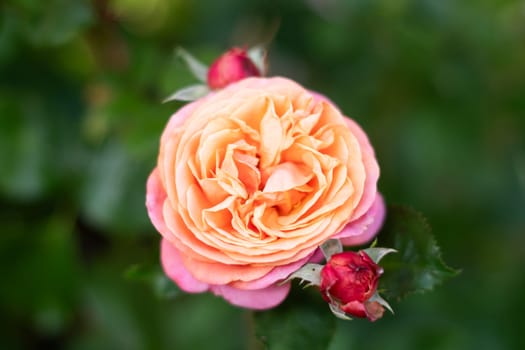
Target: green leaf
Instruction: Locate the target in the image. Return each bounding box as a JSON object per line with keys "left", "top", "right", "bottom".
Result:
{"left": 18, "top": 0, "right": 93, "bottom": 47}
{"left": 320, "top": 239, "right": 342, "bottom": 260}
{"left": 79, "top": 140, "right": 151, "bottom": 233}
{"left": 0, "top": 84, "right": 87, "bottom": 200}
{"left": 254, "top": 289, "right": 336, "bottom": 350}
{"left": 125, "top": 263, "right": 181, "bottom": 300}
{"left": 247, "top": 45, "right": 267, "bottom": 75}
{"left": 176, "top": 47, "right": 209, "bottom": 83}
{"left": 0, "top": 209, "right": 80, "bottom": 335}
{"left": 361, "top": 247, "right": 397, "bottom": 264}
{"left": 163, "top": 84, "right": 209, "bottom": 103}
{"left": 328, "top": 303, "right": 352, "bottom": 321}
{"left": 378, "top": 205, "right": 460, "bottom": 300}
{"left": 282, "top": 263, "right": 324, "bottom": 287}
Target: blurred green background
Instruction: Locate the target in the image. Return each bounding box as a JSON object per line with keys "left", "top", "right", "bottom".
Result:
{"left": 1, "top": 0, "right": 524, "bottom": 349}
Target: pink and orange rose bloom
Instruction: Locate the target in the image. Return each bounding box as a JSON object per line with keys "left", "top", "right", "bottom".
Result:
{"left": 146, "top": 75, "right": 385, "bottom": 309}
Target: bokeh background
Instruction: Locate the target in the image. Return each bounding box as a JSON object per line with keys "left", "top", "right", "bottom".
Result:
{"left": 1, "top": 0, "right": 524, "bottom": 349}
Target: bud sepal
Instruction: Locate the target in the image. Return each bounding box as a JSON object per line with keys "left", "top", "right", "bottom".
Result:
{"left": 163, "top": 45, "right": 266, "bottom": 103}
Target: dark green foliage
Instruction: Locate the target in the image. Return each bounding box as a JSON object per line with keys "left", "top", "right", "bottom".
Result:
{"left": 255, "top": 289, "right": 336, "bottom": 350}
{"left": 379, "top": 205, "right": 460, "bottom": 300}
{"left": 125, "top": 264, "right": 181, "bottom": 299}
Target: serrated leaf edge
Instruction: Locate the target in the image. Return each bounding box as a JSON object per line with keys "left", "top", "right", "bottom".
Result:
{"left": 383, "top": 204, "right": 461, "bottom": 300}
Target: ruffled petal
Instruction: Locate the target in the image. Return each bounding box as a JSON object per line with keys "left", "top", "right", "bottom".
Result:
{"left": 161, "top": 239, "right": 209, "bottom": 293}
{"left": 230, "top": 252, "right": 314, "bottom": 290}
{"left": 310, "top": 91, "right": 380, "bottom": 221}
{"left": 335, "top": 194, "right": 386, "bottom": 246}
{"left": 343, "top": 118, "right": 380, "bottom": 219}
{"left": 263, "top": 162, "right": 313, "bottom": 192}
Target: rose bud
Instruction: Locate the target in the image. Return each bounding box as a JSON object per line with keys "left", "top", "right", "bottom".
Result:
{"left": 320, "top": 251, "right": 385, "bottom": 321}
{"left": 207, "top": 47, "right": 261, "bottom": 89}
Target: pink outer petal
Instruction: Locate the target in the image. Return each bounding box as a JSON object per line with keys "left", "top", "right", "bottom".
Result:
{"left": 344, "top": 117, "right": 380, "bottom": 220}
{"left": 161, "top": 239, "right": 209, "bottom": 293}
{"left": 334, "top": 194, "right": 386, "bottom": 246}
{"left": 210, "top": 283, "right": 291, "bottom": 310}
{"left": 308, "top": 248, "right": 325, "bottom": 264}
{"left": 161, "top": 235, "right": 291, "bottom": 309}
{"left": 231, "top": 252, "right": 314, "bottom": 290}
{"left": 146, "top": 169, "right": 170, "bottom": 237}
{"left": 160, "top": 97, "right": 204, "bottom": 145}
{"left": 161, "top": 236, "right": 291, "bottom": 308}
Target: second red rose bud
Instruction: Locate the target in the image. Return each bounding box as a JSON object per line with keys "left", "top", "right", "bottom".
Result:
{"left": 207, "top": 48, "right": 261, "bottom": 89}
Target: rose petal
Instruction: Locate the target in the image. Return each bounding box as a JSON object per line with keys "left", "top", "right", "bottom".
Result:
{"left": 160, "top": 98, "right": 203, "bottom": 145}
{"left": 263, "top": 162, "right": 313, "bottom": 193}
{"left": 146, "top": 169, "right": 170, "bottom": 236}
{"left": 344, "top": 117, "right": 380, "bottom": 219}
{"left": 160, "top": 239, "right": 209, "bottom": 293}
{"left": 259, "top": 99, "right": 283, "bottom": 167}
{"left": 335, "top": 194, "right": 386, "bottom": 246}
{"left": 364, "top": 301, "right": 385, "bottom": 322}
{"left": 341, "top": 300, "right": 367, "bottom": 318}
{"left": 230, "top": 252, "right": 314, "bottom": 290}
{"left": 178, "top": 254, "right": 274, "bottom": 285}
{"left": 307, "top": 248, "right": 325, "bottom": 264}
{"left": 210, "top": 283, "right": 291, "bottom": 310}
{"left": 310, "top": 91, "right": 380, "bottom": 221}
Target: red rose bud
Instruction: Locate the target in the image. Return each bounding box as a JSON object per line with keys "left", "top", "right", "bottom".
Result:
{"left": 320, "top": 251, "right": 385, "bottom": 321}
{"left": 207, "top": 48, "right": 261, "bottom": 89}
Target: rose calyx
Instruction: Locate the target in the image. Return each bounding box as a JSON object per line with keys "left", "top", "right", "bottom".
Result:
{"left": 163, "top": 46, "right": 267, "bottom": 103}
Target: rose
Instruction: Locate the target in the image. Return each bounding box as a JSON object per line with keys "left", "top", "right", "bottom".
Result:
{"left": 207, "top": 48, "right": 260, "bottom": 89}
{"left": 146, "top": 77, "right": 385, "bottom": 309}
{"left": 320, "top": 251, "right": 385, "bottom": 321}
